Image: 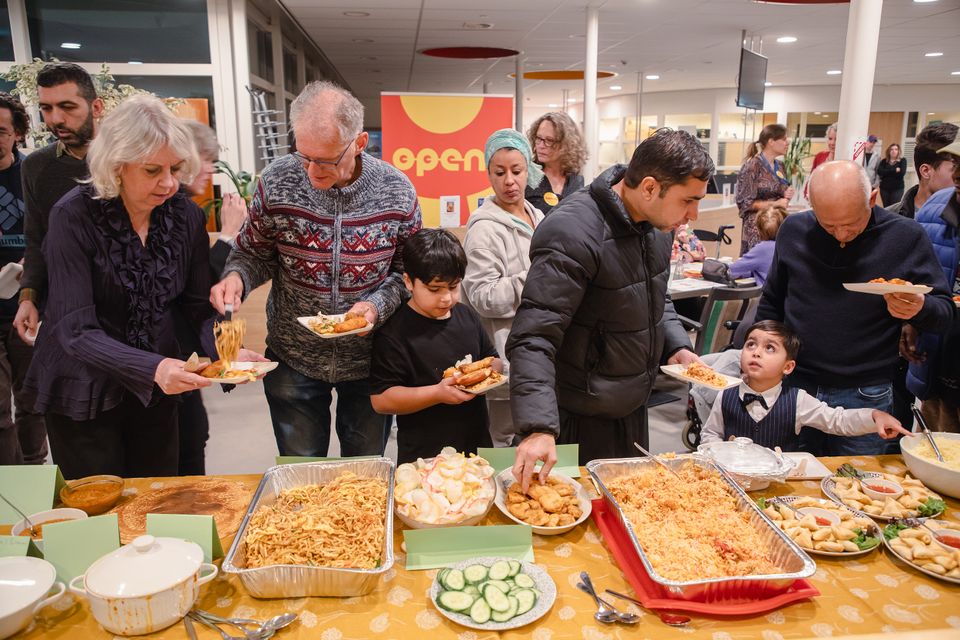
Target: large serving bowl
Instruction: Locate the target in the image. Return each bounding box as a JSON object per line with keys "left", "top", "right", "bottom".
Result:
{"left": 0, "top": 557, "right": 65, "bottom": 640}
{"left": 11, "top": 508, "right": 88, "bottom": 551}
{"left": 901, "top": 432, "right": 960, "bottom": 499}
{"left": 394, "top": 449, "right": 496, "bottom": 529}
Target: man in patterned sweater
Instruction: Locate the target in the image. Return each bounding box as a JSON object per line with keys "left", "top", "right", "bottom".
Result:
{"left": 211, "top": 81, "right": 421, "bottom": 457}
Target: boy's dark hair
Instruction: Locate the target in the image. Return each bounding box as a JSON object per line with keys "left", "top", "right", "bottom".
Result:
{"left": 403, "top": 228, "right": 467, "bottom": 284}
{"left": 624, "top": 128, "right": 715, "bottom": 193}
{"left": 746, "top": 319, "right": 801, "bottom": 361}
{"left": 0, "top": 92, "right": 29, "bottom": 143}
{"left": 913, "top": 122, "right": 958, "bottom": 179}
{"left": 36, "top": 62, "right": 98, "bottom": 103}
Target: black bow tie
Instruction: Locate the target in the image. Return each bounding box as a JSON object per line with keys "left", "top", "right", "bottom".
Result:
{"left": 742, "top": 393, "right": 769, "bottom": 410}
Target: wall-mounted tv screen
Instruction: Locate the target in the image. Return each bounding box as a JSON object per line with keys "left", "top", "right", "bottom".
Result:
{"left": 736, "top": 48, "right": 768, "bottom": 110}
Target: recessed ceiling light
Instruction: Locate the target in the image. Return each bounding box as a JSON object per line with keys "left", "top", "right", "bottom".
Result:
{"left": 548, "top": 103, "right": 559, "bottom": 107}
{"left": 610, "top": 85, "right": 622, "bottom": 90}
{"left": 776, "top": 36, "right": 797, "bottom": 44}
{"left": 822, "top": 114, "right": 829, "bottom": 118}
{"left": 343, "top": 11, "right": 370, "bottom": 17}
{"left": 814, "top": 111, "right": 822, "bottom": 115}
{"left": 952, "top": 71, "right": 960, "bottom": 75}
{"left": 928, "top": 112, "right": 936, "bottom": 115}
{"left": 61, "top": 42, "right": 81, "bottom": 49}
{"left": 764, "top": 81, "right": 772, "bottom": 87}
{"left": 567, "top": 97, "right": 577, "bottom": 102}
{"left": 925, "top": 52, "right": 944, "bottom": 57}
{"left": 128, "top": 60, "right": 143, "bottom": 65}
{"left": 913, "top": 0, "right": 938, "bottom": 3}
{"left": 568, "top": 34, "right": 585, "bottom": 39}
{"left": 645, "top": 74, "right": 660, "bottom": 80}
{"left": 353, "top": 38, "right": 374, "bottom": 44}
{"left": 826, "top": 69, "right": 842, "bottom": 75}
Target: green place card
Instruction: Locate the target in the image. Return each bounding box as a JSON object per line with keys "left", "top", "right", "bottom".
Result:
{"left": 403, "top": 524, "right": 533, "bottom": 570}
{"left": 275, "top": 455, "right": 379, "bottom": 465}
{"left": 477, "top": 444, "right": 580, "bottom": 478}
{"left": 0, "top": 465, "right": 66, "bottom": 525}
{"left": 0, "top": 535, "right": 42, "bottom": 558}
{"left": 147, "top": 513, "right": 223, "bottom": 562}
{"left": 42, "top": 514, "right": 120, "bottom": 583}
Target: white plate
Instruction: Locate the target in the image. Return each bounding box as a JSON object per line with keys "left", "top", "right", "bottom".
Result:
{"left": 784, "top": 452, "right": 832, "bottom": 480}
{"left": 820, "top": 473, "right": 945, "bottom": 522}
{"left": 660, "top": 364, "right": 741, "bottom": 390}
{"left": 211, "top": 361, "right": 279, "bottom": 384}
{"left": 883, "top": 518, "right": 960, "bottom": 585}
{"left": 764, "top": 496, "right": 881, "bottom": 557}
{"left": 842, "top": 282, "right": 933, "bottom": 295}
{"left": 459, "top": 374, "right": 509, "bottom": 395}
{"left": 430, "top": 556, "right": 557, "bottom": 631}
{"left": 297, "top": 314, "right": 370, "bottom": 338}
{"left": 0, "top": 262, "right": 23, "bottom": 299}
{"left": 493, "top": 469, "right": 592, "bottom": 536}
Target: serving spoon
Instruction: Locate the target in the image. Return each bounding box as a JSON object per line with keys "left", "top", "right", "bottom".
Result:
{"left": 0, "top": 492, "right": 37, "bottom": 537}
{"left": 633, "top": 442, "right": 683, "bottom": 480}
{"left": 912, "top": 407, "right": 945, "bottom": 462}
{"left": 604, "top": 589, "right": 691, "bottom": 627}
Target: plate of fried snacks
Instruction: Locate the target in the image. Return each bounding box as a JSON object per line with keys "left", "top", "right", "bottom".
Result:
{"left": 298, "top": 311, "right": 370, "bottom": 338}
{"left": 822, "top": 463, "right": 946, "bottom": 521}
{"left": 430, "top": 556, "right": 556, "bottom": 630}
{"left": 444, "top": 355, "right": 508, "bottom": 394}
{"left": 953, "top": 294, "right": 960, "bottom": 307}
{"left": 843, "top": 278, "right": 932, "bottom": 295}
{"left": 660, "top": 362, "right": 741, "bottom": 390}
{"left": 200, "top": 360, "right": 278, "bottom": 384}
{"left": 494, "top": 469, "right": 591, "bottom": 535}
{"left": 884, "top": 519, "right": 960, "bottom": 583}
{"left": 395, "top": 447, "right": 496, "bottom": 528}
{"left": 757, "top": 496, "right": 881, "bottom": 557}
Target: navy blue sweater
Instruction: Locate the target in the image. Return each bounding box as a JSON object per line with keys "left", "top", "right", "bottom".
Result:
{"left": 757, "top": 206, "right": 954, "bottom": 387}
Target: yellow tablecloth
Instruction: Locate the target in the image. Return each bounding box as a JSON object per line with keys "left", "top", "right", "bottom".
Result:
{"left": 15, "top": 455, "right": 960, "bottom": 639}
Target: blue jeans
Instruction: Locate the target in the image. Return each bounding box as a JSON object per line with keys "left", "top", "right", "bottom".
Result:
{"left": 792, "top": 377, "right": 894, "bottom": 456}
{"left": 263, "top": 351, "right": 390, "bottom": 457}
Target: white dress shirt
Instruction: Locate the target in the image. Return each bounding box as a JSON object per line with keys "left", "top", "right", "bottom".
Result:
{"left": 700, "top": 381, "right": 877, "bottom": 445}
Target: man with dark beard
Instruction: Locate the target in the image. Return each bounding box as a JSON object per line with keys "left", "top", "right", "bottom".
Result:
{"left": 13, "top": 63, "right": 104, "bottom": 345}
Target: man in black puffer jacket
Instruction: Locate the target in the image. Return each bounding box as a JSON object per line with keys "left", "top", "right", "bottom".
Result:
{"left": 507, "top": 129, "right": 715, "bottom": 489}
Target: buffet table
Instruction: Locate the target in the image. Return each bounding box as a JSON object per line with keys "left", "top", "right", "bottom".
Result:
{"left": 13, "top": 455, "right": 960, "bottom": 639}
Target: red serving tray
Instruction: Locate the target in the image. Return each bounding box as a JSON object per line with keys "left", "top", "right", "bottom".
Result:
{"left": 590, "top": 498, "right": 819, "bottom": 616}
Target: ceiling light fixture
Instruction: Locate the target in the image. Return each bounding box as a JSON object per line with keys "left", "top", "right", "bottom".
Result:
{"left": 610, "top": 85, "right": 622, "bottom": 90}
{"left": 61, "top": 42, "right": 81, "bottom": 49}
{"left": 645, "top": 74, "right": 660, "bottom": 80}
{"left": 128, "top": 60, "right": 143, "bottom": 65}
{"left": 343, "top": 11, "right": 370, "bottom": 17}
{"left": 913, "top": 0, "right": 938, "bottom": 3}
{"left": 776, "top": 36, "right": 797, "bottom": 43}
{"left": 952, "top": 71, "right": 960, "bottom": 75}
{"left": 548, "top": 103, "right": 559, "bottom": 107}
{"left": 764, "top": 81, "right": 772, "bottom": 87}
{"left": 567, "top": 98, "right": 577, "bottom": 102}
{"left": 925, "top": 52, "right": 943, "bottom": 57}
{"left": 826, "top": 69, "right": 842, "bottom": 75}
{"left": 568, "top": 34, "right": 585, "bottom": 39}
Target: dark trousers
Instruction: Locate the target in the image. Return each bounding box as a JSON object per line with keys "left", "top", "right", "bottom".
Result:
{"left": 880, "top": 187, "right": 904, "bottom": 209}
{"left": 558, "top": 405, "right": 649, "bottom": 465}
{"left": 177, "top": 390, "right": 208, "bottom": 475}
{"left": 0, "top": 322, "right": 47, "bottom": 465}
{"left": 46, "top": 394, "right": 179, "bottom": 480}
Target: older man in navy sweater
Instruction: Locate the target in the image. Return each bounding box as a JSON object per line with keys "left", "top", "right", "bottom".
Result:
{"left": 757, "top": 161, "right": 954, "bottom": 456}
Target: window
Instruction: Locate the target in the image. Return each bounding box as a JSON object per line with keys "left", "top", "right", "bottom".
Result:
{"left": 925, "top": 111, "right": 960, "bottom": 127}
{"left": 283, "top": 46, "right": 299, "bottom": 94}
{"left": 27, "top": 0, "right": 210, "bottom": 63}
{"left": 624, "top": 115, "right": 657, "bottom": 145}
{"left": 906, "top": 112, "right": 919, "bottom": 138}
{"left": 0, "top": 1, "right": 13, "bottom": 61}
{"left": 113, "top": 75, "right": 215, "bottom": 127}
{"left": 248, "top": 20, "right": 274, "bottom": 83}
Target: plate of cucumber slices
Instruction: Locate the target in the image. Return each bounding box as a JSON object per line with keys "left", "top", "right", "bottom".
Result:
{"left": 430, "top": 556, "right": 557, "bottom": 630}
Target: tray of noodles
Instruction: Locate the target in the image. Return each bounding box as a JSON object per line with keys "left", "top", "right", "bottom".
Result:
{"left": 585, "top": 454, "right": 815, "bottom": 602}
{"left": 222, "top": 458, "right": 395, "bottom": 598}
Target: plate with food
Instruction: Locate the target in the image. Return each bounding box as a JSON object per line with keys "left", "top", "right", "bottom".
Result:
{"left": 298, "top": 312, "right": 370, "bottom": 338}
{"left": 757, "top": 496, "right": 881, "bottom": 557}
{"left": 430, "top": 556, "right": 556, "bottom": 631}
{"left": 199, "top": 360, "right": 278, "bottom": 384}
{"left": 843, "top": 278, "right": 932, "bottom": 295}
{"left": 953, "top": 294, "right": 960, "bottom": 308}
{"left": 444, "top": 355, "right": 508, "bottom": 395}
{"left": 660, "top": 362, "right": 741, "bottom": 390}
{"left": 883, "top": 519, "right": 960, "bottom": 584}
{"left": 821, "top": 463, "right": 946, "bottom": 521}
{"left": 493, "top": 469, "right": 591, "bottom": 535}
{"left": 394, "top": 447, "right": 496, "bottom": 528}
{"left": 783, "top": 452, "right": 832, "bottom": 480}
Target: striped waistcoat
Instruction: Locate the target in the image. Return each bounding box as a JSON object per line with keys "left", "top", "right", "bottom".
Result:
{"left": 720, "top": 386, "right": 800, "bottom": 451}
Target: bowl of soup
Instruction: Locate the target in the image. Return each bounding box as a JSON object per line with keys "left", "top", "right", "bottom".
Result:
{"left": 60, "top": 475, "right": 124, "bottom": 515}
{"left": 901, "top": 432, "right": 960, "bottom": 500}
{"left": 11, "top": 508, "right": 88, "bottom": 550}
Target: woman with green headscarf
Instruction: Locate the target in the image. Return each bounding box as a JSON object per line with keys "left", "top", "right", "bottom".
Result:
{"left": 463, "top": 129, "right": 545, "bottom": 446}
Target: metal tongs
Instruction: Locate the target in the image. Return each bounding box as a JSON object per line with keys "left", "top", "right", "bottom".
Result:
{"left": 912, "top": 406, "right": 945, "bottom": 462}
{"left": 633, "top": 442, "right": 683, "bottom": 480}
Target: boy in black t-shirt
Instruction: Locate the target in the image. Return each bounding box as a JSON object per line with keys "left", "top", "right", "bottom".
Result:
{"left": 370, "top": 228, "right": 501, "bottom": 463}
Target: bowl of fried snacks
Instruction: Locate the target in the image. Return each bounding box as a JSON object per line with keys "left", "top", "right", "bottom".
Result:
{"left": 493, "top": 469, "right": 591, "bottom": 535}
{"left": 299, "top": 312, "right": 369, "bottom": 338}
{"left": 443, "top": 355, "right": 508, "bottom": 395}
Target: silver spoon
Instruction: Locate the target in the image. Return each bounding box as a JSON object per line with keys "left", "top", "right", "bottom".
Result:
{"left": 0, "top": 492, "right": 37, "bottom": 537}
{"left": 633, "top": 442, "right": 683, "bottom": 480}
{"left": 575, "top": 581, "right": 620, "bottom": 624}
{"left": 604, "top": 589, "right": 691, "bottom": 626}
{"left": 188, "top": 612, "right": 247, "bottom": 640}
{"left": 257, "top": 613, "right": 297, "bottom": 635}
{"left": 579, "top": 572, "right": 638, "bottom": 624}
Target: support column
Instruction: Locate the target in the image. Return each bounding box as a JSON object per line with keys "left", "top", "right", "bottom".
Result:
{"left": 583, "top": 6, "right": 599, "bottom": 180}
{"left": 836, "top": 0, "right": 883, "bottom": 161}
{"left": 514, "top": 56, "right": 524, "bottom": 132}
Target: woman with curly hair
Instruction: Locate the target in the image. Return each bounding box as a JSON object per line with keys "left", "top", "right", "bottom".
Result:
{"left": 525, "top": 112, "right": 587, "bottom": 214}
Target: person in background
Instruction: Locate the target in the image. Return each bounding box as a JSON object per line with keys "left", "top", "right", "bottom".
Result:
{"left": 462, "top": 129, "right": 544, "bottom": 446}
{"left": 877, "top": 143, "right": 907, "bottom": 208}
{"left": 24, "top": 95, "right": 263, "bottom": 479}
{"left": 888, "top": 123, "right": 958, "bottom": 219}
{"left": 0, "top": 94, "right": 44, "bottom": 465}
{"left": 756, "top": 161, "right": 953, "bottom": 457}
{"left": 14, "top": 62, "right": 104, "bottom": 345}
{"left": 671, "top": 224, "right": 706, "bottom": 262}
{"left": 735, "top": 124, "right": 794, "bottom": 255}
{"left": 811, "top": 123, "right": 837, "bottom": 171}
{"left": 863, "top": 134, "right": 881, "bottom": 189}
{"left": 174, "top": 120, "right": 249, "bottom": 475}
{"left": 525, "top": 112, "right": 587, "bottom": 214}
{"left": 728, "top": 204, "right": 785, "bottom": 287}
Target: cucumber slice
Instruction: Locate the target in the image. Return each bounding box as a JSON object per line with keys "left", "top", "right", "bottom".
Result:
{"left": 491, "top": 595, "right": 519, "bottom": 622}
{"left": 440, "top": 568, "right": 465, "bottom": 591}
{"left": 464, "top": 564, "right": 489, "bottom": 584}
{"left": 437, "top": 568, "right": 449, "bottom": 583}
{"left": 488, "top": 560, "right": 511, "bottom": 581}
{"left": 437, "top": 590, "right": 475, "bottom": 612}
{"left": 469, "top": 598, "right": 491, "bottom": 624}
{"left": 514, "top": 573, "right": 535, "bottom": 589}
{"left": 464, "top": 585, "right": 480, "bottom": 597}
{"left": 507, "top": 560, "right": 521, "bottom": 577}
{"left": 483, "top": 583, "right": 511, "bottom": 612}
{"left": 515, "top": 589, "right": 537, "bottom": 615}
{"left": 483, "top": 579, "right": 510, "bottom": 594}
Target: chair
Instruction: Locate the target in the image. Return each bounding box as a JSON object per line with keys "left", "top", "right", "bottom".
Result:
{"left": 677, "top": 285, "right": 762, "bottom": 355}
{"left": 692, "top": 225, "right": 735, "bottom": 259}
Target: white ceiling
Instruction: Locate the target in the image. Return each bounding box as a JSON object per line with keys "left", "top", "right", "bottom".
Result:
{"left": 280, "top": 0, "right": 960, "bottom": 108}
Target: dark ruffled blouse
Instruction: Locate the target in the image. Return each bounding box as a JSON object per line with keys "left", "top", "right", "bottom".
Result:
{"left": 25, "top": 185, "right": 219, "bottom": 421}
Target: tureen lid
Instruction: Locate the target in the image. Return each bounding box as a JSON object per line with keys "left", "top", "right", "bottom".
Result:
{"left": 84, "top": 535, "right": 203, "bottom": 598}
{"left": 698, "top": 437, "right": 795, "bottom": 475}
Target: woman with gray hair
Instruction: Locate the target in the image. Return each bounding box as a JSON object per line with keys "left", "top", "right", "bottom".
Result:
{"left": 525, "top": 111, "right": 587, "bottom": 214}
{"left": 24, "top": 94, "right": 262, "bottom": 479}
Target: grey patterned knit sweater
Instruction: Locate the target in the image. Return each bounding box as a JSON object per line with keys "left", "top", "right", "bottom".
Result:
{"left": 225, "top": 152, "right": 421, "bottom": 382}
